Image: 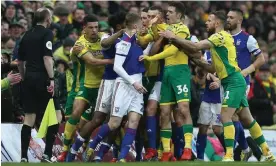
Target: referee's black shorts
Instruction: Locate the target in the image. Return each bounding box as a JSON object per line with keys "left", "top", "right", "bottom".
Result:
{"left": 22, "top": 72, "right": 51, "bottom": 114}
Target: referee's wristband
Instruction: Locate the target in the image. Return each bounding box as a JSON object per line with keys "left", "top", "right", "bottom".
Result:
{"left": 49, "top": 77, "right": 54, "bottom": 80}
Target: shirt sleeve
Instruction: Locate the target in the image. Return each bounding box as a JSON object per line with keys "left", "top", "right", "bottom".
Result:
{"left": 207, "top": 33, "right": 224, "bottom": 47}
{"left": 43, "top": 30, "right": 54, "bottom": 57}
{"left": 113, "top": 41, "right": 135, "bottom": 84}
{"left": 115, "top": 41, "right": 131, "bottom": 57}
{"left": 143, "top": 42, "right": 154, "bottom": 55}
{"left": 247, "top": 35, "right": 262, "bottom": 57}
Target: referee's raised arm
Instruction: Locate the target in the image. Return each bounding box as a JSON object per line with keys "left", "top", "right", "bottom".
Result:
{"left": 17, "top": 8, "right": 55, "bottom": 163}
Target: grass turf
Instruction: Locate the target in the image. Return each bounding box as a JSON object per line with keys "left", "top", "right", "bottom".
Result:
{"left": 2, "top": 162, "right": 275, "bottom": 166}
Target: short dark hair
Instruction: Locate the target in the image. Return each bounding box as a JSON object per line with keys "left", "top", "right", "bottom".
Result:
{"left": 168, "top": 2, "right": 185, "bottom": 18}
{"left": 211, "top": 11, "right": 226, "bottom": 24}
{"left": 142, "top": 7, "right": 149, "bottom": 13}
{"left": 149, "top": 6, "right": 163, "bottom": 13}
{"left": 229, "top": 8, "right": 244, "bottom": 17}
{"left": 83, "top": 15, "right": 98, "bottom": 26}
{"left": 108, "top": 11, "right": 126, "bottom": 30}
{"left": 33, "top": 8, "right": 51, "bottom": 24}
{"left": 125, "top": 13, "right": 140, "bottom": 28}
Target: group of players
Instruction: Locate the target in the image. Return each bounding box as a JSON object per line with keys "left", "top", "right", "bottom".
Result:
{"left": 54, "top": 2, "right": 275, "bottom": 163}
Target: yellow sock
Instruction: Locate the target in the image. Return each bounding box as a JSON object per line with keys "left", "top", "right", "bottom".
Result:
{"left": 160, "top": 129, "right": 172, "bottom": 152}
{"left": 223, "top": 122, "right": 235, "bottom": 157}
{"left": 182, "top": 124, "right": 193, "bottom": 149}
{"left": 248, "top": 120, "right": 269, "bottom": 155}
{"left": 63, "top": 118, "right": 78, "bottom": 148}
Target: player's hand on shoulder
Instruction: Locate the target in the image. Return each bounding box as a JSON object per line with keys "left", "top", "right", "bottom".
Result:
{"left": 159, "top": 30, "right": 176, "bottom": 40}
{"left": 133, "top": 82, "right": 147, "bottom": 94}
{"left": 139, "top": 55, "right": 149, "bottom": 61}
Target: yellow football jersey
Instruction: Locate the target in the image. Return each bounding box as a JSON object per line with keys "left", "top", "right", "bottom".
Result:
{"left": 147, "top": 22, "right": 191, "bottom": 66}
{"left": 72, "top": 33, "right": 105, "bottom": 89}
{"left": 208, "top": 30, "right": 241, "bottom": 80}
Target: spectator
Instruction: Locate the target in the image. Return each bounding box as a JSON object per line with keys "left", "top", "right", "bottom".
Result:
{"left": 18, "top": 18, "right": 28, "bottom": 33}
{"left": 249, "top": 64, "right": 276, "bottom": 126}
{"left": 9, "top": 22, "right": 24, "bottom": 40}
{"left": 72, "top": 8, "right": 85, "bottom": 33}
{"left": 54, "top": 5, "right": 73, "bottom": 40}
{"left": 53, "top": 37, "right": 75, "bottom": 63}
{"left": 2, "top": 37, "right": 16, "bottom": 51}
{"left": 1, "top": 21, "right": 10, "bottom": 38}
{"left": 2, "top": 2, "right": 17, "bottom": 24}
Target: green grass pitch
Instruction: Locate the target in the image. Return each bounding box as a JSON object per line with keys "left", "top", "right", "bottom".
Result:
{"left": 2, "top": 162, "right": 275, "bottom": 166}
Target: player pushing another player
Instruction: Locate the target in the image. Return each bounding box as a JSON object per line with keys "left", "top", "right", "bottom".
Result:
{"left": 159, "top": 11, "right": 275, "bottom": 162}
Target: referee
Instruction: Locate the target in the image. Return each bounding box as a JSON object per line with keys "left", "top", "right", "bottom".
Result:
{"left": 18, "top": 8, "right": 54, "bottom": 162}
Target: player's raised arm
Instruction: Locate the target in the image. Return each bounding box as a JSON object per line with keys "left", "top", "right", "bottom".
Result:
{"left": 159, "top": 30, "right": 212, "bottom": 56}
{"left": 101, "top": 29, "right": 124, "bottom": 49}
{"left": 81, "top": 52, "right": 114, "bottom": 66}
{"left": 191, "top": 58, "right": 216, "bottom": 73}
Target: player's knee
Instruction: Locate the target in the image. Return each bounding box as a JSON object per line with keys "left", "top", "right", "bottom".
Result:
{"left": 160, "top": 109, "right": 170, "bottom": 118}
{"left": 71, "top": 109, "right": 82, "bottom": 119}
{"left": 128, "top": 112, "right": 141, "bottom": 129}
{"left": 178, "top": 102, "right": 190, "bottom": 116}
{"left": 108, "top": 118, "right": 122, "bottom": 130}
{"left": 146, "top": 105, "right": 157, "bottom": 116}
{"left": 198, "top": 125, "right": 209, "bottom": 135}
{"left": 92, "top": 112, "right": 106, "bottom": 126}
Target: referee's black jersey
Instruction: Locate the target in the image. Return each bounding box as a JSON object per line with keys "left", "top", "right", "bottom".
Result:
{"left": 18, "top": 25, "right": 54, "bottom": 74}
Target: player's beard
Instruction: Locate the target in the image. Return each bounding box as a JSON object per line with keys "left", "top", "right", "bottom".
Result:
{"left": 226, "top": 22, "right": 237, "bottom": 31}
{"left": 207, "top": 27, "right": 215, "bottom": 36}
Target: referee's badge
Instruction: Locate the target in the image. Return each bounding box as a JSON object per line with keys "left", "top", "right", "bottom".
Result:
{"left": 46, "top": 41, "right": 52, "bottom": 50}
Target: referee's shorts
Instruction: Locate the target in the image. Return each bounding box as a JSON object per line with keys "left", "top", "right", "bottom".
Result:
{"left": 22, "top": 72, "right": 51, "bottom": 114}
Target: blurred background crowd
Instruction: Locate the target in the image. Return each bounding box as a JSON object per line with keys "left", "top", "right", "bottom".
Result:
{"left": 1, "top": 1, "right": 276, "bottom": 127}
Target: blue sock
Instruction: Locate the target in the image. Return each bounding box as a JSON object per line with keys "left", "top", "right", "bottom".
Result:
{"left": 89, "top": 124, "right": 110, "bottom": 149}
{"left": 175, "top": 125, "right": 184, "bottom": 159}
{"left": 146, "top": 116, "right": 157, "bottom": 149}
{"left": 96, "top": 143, "right": 110, "bottom": 160}
{"left": 196, "top": 134, "right": 207, "bottom": 160}
{"left": 237, "top": 121, "right": 249, "bottom": 150}
{"left": 233, "top": 121, "right": 240, "bottom": 148}
{"left": 118, "top": 128, "right": 137, "bottom": 160}
{"left": 71, "top": 134, "right": 85, "bottom": 153}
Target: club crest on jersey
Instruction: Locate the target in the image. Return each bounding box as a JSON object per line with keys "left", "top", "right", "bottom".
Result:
{"left": 115, "top": 107, "right": 120, "bottom": 113}
{"left": 236, "top": 39, "right": 241, "bottom": 46}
